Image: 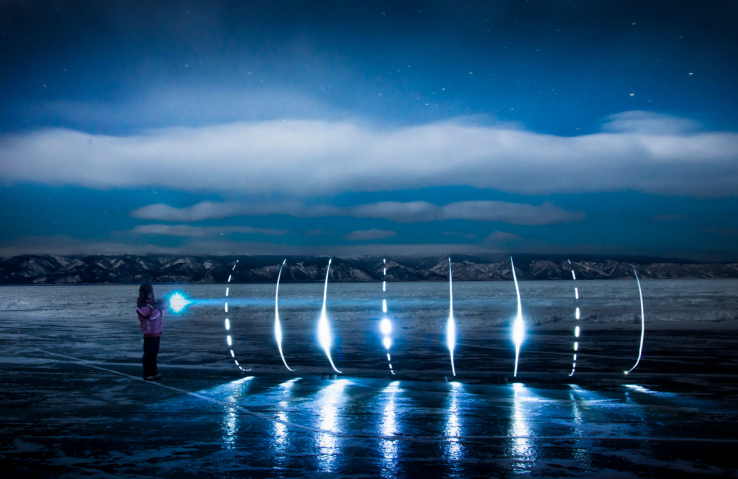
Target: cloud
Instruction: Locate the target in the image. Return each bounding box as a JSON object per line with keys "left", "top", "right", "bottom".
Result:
{"left": 130, "top": 201, "right": 342, "bottom": 221}
{"left": 0, "top": 234, "right": 492, "bottom": 257}
{"left": 131, "top": 200, "right": 583, "bottom": 225}
{"left": 131, "top": 224, "right": 288, "bottom": 237}
{"left": 2, "top": 112, "right": 737, "bottom": 198}
{"left": 344, "top": 229, "right": 397, "bottom": 241}
{"left": 601, "top": 111, "right": 703, "bottom": 135}
{"left": 355, "top": 201, "right": 584, "bottom": 225}
{"left": 485, "top": 231, "right": 522, "bottom": 243}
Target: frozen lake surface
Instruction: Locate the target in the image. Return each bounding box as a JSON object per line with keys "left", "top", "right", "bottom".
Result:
{"left": 1, "top": 280, "right": 737, "bottom": 477}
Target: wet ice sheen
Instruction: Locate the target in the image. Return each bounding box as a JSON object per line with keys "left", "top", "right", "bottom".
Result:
{"left": 1, "top": 281, "right": 738, "bottom": 476}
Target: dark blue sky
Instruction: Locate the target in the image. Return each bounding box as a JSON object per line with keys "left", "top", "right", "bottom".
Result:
{"left": 1, "top": 1, "right": 737, "bottom": 260}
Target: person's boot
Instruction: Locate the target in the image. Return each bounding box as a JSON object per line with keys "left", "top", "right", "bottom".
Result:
{"left": 152, "top": 374, "right": 162, "bottom": 381}
{"left": 145, "top": 375, "right": 156, "bottom": 381}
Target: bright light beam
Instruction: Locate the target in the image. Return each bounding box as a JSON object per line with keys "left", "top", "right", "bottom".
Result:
{"left": 318, "top": 259, "right": 341, "bottom": 373}
{"left": 511, "top": 257, "right": 525, "bottom": 378}
{"left": 168, "top": 292, "right": 191, "bottom": 313}
{"left": 447, "top": 257, "right": 456, "bottom": 377}
{"left": 275, "top": 259, "right": 295, "bottom": 371}
{"left": 624, "top": 267, "right": 645, "bottom": 375}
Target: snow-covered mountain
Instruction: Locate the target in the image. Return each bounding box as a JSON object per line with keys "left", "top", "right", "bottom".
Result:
{"left": 1, "top": 254, "right": 737, "bottom": 284}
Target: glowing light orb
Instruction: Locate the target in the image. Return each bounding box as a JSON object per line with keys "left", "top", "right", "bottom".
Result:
{"left": 510, "top": 257, "right": 525, "bottom": 378}
{"left": 383, "top": 337, "right": 392, "bottom": 349}
{"left": 168, "top": 292, "right": 191, "bottom": 313}
{"left": 380, "top": 318, "right": 392, "bottom": 336}
{"left": 512, "top": 314, "right": 524, "bottom": 345}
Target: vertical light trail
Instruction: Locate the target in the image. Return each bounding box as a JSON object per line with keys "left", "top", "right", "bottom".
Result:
{"left": 568, "top": 259, "right": 579, "bottom": 377}
{"left": 275, "top": 259, "right": 295, "bottom": 371}
{"left": 625, "top": 267, "right": 646, "bottom": 375}
{"left": 447, "top": 257, "right": 456, "bottom": 377}
{"left": 225, "top": 260, "right": 249, "bottom": 372}
{"left": 511, "top": 257, "right": 524, "bottom": 378}
{"left": 318, "top": 259, "right": 342, "bottom": 374}
{"left": 380, "top": 259, "right": 395, "bottom": 375}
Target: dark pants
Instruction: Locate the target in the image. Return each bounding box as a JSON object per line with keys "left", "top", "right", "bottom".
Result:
{"left": 143, "top": 336, "right": 160, "bottom": 379}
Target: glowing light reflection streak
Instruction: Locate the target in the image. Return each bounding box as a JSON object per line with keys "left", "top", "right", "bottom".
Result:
{"left": 318, "top": 259, "right": 341, "bottom": 373}
{"left": 444, "top": 381, "right": 463, "bottom": 462}
{"left": 509, "top": 383, "right": 533, "bottom": 467}
{"left": 380, "top": 381, "right": 400, "bottom": 472}
{"left": 445, "top": 258, "right": 457, "bottom": 376}
{"left": 275, "top": 259, "right": 295, "bottom": 371}
{"left": 224, "top": 260, "right": 249, "bottom": 372}
{"left": 625, "top": 267, "right": 645, "bottom": 375}
{"left": 510, "top": 257, "right": 524, "bottom": 377}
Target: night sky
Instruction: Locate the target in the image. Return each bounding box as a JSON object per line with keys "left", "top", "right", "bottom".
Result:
{"left": 1, "top": 1, "right": 737, "bottom": 260}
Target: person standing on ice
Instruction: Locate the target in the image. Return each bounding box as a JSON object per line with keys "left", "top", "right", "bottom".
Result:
{"left": 136, "top": 284, "right": 168, "bottom": 381}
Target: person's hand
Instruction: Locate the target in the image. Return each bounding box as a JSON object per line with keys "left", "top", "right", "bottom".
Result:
{"left": 154, "top": 299, "right": 168, "bottom": 310}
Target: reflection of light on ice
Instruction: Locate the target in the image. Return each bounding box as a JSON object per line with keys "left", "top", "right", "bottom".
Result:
{"left": 220, "top": 376, "right": 254, "bottom": 450}
{"left": 380, "top": 381, "right": 400, "bottom": 476}
{"left": 568, "top": 385, "right": 592, "bottom": 467}
{"left": 444, "top": 381, "right": 464, "bottom": 462}
{"left": 275, "top": 401, "right": 288, "bottom": 446}
{"left": 316, "top": 379, "right": 348, "bottom": 473}
{"left": 508, "top": 383, "right": 534, "bottom": 469}
{"left": 274, "top": 378, "right": 301, "bottom": 459}
{"left": 222, "top": 409, "right": 238, "bottom": 450}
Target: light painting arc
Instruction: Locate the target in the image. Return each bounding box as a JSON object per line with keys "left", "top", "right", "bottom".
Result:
{"left": 275, "top": 259, "right": 295, "bottom": 371}
{"left": 625, "top": 267, "right": 646, "bottom": 375}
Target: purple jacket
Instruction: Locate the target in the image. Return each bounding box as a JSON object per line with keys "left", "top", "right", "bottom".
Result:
{"left": 137, "top": 301, "right": 167, "bottom": 337}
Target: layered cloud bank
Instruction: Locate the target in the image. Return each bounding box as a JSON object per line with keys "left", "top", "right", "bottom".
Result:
{"left": 129, "top": 200, "right": 583, "bottom": 225}
{"left": 2, "top": 111, "right": 736, "bottom": 198}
